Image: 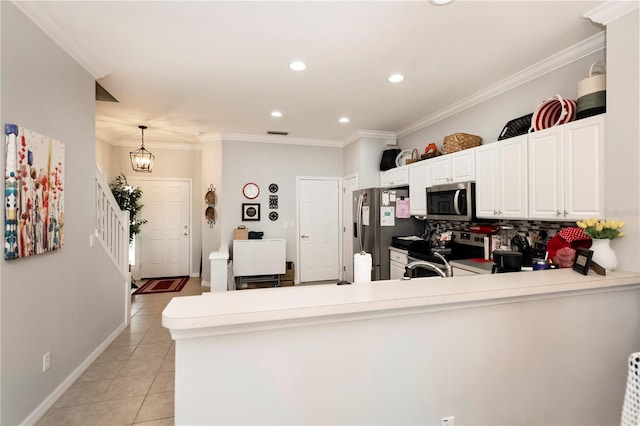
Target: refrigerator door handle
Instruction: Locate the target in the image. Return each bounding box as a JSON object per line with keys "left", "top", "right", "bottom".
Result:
{"left": 453, "top": 189, "right": 462, "bottom": 215}
{"left": 356, "top": 194, "right": 364, "bottom": 252}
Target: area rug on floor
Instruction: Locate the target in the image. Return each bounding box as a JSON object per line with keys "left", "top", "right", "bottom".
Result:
{"left": 132, "top": 276, "right": 189, "bottom": 295}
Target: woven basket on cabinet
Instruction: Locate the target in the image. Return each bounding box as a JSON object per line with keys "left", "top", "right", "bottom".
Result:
{"left": 442, "top": 133, "right": 482, "bottom": 154}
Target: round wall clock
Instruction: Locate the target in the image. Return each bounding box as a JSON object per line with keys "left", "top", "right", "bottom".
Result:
{"left": 242, "top": 182, "right": 260, "bottom": 199}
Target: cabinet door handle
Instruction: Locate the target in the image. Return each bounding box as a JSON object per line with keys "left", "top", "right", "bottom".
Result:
{"left": 563, "top": 210, "right": 568, "bottom": 217}
{"left": 301, "top": 234, "right": 309, "bottom": 239}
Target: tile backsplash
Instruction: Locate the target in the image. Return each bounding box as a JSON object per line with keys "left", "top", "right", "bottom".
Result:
{"left": 423, "top": 219, "right": 576, "bottom": 238}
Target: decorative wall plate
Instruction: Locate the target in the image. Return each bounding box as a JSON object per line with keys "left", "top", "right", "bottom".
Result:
{"left": 242, "top": 203, "right": 260, "bottom": 221}
{"left": 205, "top": 188, "right": 215, "bottom": 205}
{"left": 269, "top": 183, "right": 278, "bottom": 193}
{"left": 269, "top": 211, "right": 279, "bottom": 221}
{"left": 269, "top": 195, "right": 278, "bottom": 209}
{"left": 243, "top": 182, "right": 260, "bottom": 199}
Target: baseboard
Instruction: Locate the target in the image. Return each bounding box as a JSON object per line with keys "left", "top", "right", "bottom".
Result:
{"left": 20, "top": 321, "right": 127, "bottom": 426}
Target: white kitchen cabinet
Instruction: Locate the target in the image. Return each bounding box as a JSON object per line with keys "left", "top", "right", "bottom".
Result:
{"left": 389, "top": 248, "right": 408, "bottom": 280}
{"left": 475, "top": 135, "right": 528, "bottom": 219}
{"left": 528, "top": 114, "right": 605, "bottom": 220}
{"left": 430, "top": 148, "right": 476, "bottom": 186}
{"left": 408, "top": 161, "right": 431, "bottom": 216}
{"left": 380, "top": 165, "right": 409, "bottom": 188}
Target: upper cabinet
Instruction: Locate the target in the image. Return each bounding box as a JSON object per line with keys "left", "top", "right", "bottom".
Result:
{"left": 475, "top": 135, "right": 528, "bottom": 219}
{"left": 430, "top": 148, "right": 476, "bottom": 186}
{"left": 528, "top": 114, "right": 605, "bottom": 220}
{"left": 380, "top": 165, "right": 409, "bottom": 188}
{"left": 408, "top": 160, "right": 431, "bottom": 216}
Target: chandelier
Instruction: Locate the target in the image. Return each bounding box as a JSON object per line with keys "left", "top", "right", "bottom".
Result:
{"left": 129, "top": 125, "right": 155, "bottom": 172}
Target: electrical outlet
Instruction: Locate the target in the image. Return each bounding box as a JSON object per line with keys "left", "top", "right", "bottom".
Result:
{"left": 442, "top": 416, "right": 454, "bottom": 426}
{"left": 42, "top": 352, "right": 50, "bottom": 372}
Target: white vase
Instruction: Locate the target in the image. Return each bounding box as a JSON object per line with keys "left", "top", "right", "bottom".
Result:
{"left": 590, "top": 238, "right": 618, "bottom": 271}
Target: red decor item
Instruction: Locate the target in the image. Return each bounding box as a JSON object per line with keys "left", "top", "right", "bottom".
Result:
{"left": 546, "top": 228, "right": 592, "bottom": 262}
{"left": 530, "top": 94, "right": 577, "bottom": 132}
{"left": 557, "top": 227, "right": 591, "bottom": 243}
{"left": 555, "top": 247, "right": 577, "bottom": 268}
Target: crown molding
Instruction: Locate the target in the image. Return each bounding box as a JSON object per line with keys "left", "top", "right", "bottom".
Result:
{"left": 343, "top": 130, "right": 397, "bottom": 147}
{"left": 396, "top": 32, "right": 606, "bottom": 138}
{"left": 99, "top": 136, "right": 202, "bottom": 151}
{"left": 584, "top": 0, "right": 640, "bottom": 26}
{"left": 12, "top": 1, "right": 109, "bottom": 79}
{"left": 203, "top": 132, "right": 343, "bottom": 148}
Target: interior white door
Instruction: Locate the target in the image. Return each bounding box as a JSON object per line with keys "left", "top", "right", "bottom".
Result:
{"left": 138, "top": 180, "right": 190, "bottom": 278}
{"left": 342, "top": 176, "right": 358, "bottom": 282}
{"left": 299, "top": 178, "right": 340, "bottom": 283}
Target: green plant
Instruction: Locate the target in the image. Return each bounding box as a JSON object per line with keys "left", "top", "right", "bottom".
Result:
{"left": 109, "top": 174, "right": 148, "bottom": 242}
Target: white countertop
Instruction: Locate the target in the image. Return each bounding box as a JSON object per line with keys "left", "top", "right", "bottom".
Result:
{"left": 162, "top": 269, "right": 640, "bottom": 337}
{"left": 450, "top": 259, "right": 494, "bottom": 274}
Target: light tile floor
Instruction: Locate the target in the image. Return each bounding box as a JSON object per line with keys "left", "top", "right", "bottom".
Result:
{"left": 37, "top": 277, "right": 205, "bottom": 426}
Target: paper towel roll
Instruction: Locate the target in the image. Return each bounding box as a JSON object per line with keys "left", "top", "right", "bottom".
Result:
{"left": 353, "top": 252, "right": 372, "bottom": 283}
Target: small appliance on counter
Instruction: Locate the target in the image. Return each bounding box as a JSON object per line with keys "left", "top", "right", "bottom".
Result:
{"left": 510, "top": 234, "right": 533, "bottom": 267}
{"left": 491, "top": 250, "right": 523, "bottom": 273}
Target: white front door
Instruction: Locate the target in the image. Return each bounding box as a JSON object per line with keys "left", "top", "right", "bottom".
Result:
{"left": 298, "top": 178, "right": 340, "bottom": 283}
{"left": 342, "top": 175, "right": 358, "bottom": 282}
{"left": 138, "top": 180, "right": 191, "bottom": 279}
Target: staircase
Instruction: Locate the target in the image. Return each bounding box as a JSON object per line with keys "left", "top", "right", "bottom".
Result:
{"left": 94, "top": 169, "right": 131, "bottom": 319}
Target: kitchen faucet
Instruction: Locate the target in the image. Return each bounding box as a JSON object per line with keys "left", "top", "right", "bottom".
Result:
{"left": 404, "top": 252, "right": 453, "bottom": 279}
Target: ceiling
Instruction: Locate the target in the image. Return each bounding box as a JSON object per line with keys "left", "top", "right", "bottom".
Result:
{"left": 17, "top": 1, "right": 605, "bottom": 147}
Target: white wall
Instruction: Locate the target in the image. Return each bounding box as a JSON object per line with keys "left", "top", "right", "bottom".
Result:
{"left": 1, "top": 3, "right": 126, "bottom": 424}
{"left": 95, "top": 137, "right": 114, "bottom": 181}
{"left": 200, "top": 137, "right": 223, "bottom": 284}
{"left": 343, "top": 134, "right": 396, "bottom": 189}
{"left": 605, "top": 9, "right": 640, "bottom": 272}
{"left": 221, "top": 138, "right": 343, "bottom": 264}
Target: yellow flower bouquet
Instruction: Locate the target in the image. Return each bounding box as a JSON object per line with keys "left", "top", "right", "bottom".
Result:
{"left": 576, "top": 218, "right": 625, "bottom": 240}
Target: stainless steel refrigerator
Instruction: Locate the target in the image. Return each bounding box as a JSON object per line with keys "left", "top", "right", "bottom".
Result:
{"left": 353, "top": 187, "right": 419, "bottom": 281}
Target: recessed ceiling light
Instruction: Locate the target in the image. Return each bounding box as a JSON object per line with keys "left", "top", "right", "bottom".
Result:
{"left": 388, "top": 74, "right": 405, "bottom": 83}
{"left": 271, "top": 111, "right": 283, "bottom": 118}
{"left": 289, "top": 61, "right": 306, "bottom": 71}
{"left": 430, "top": 0, "right": 454, "bottom": 5}
{"left": 339, "top": 117, "right": 350, "bottom": 124}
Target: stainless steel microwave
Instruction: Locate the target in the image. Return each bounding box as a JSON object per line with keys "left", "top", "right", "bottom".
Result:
{"left": 426, "top": 182, "right": 476, "bottom": 221}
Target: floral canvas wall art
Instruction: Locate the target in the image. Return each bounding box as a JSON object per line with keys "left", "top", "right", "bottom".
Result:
{"left": 5, "top": 124, "right": 64, "bottom": 259}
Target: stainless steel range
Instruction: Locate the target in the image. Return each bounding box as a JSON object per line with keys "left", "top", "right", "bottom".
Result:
{"left": 393, "top": 231, "right": 487, "bottom": 278}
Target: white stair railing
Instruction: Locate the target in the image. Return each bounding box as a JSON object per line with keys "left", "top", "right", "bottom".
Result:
{"left": 95, "top": 169, "right": 130, "bottom": 280}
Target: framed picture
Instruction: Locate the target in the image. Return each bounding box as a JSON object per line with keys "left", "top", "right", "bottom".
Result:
{"left": 573, "top": 247, "right": 593, "bottom": 275}
{"left": 242, "top": 203, "right": 260, "bottom": 221}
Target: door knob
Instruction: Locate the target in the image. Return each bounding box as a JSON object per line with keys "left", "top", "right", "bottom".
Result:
{"left": 184, "top": 232, "right": 189, "bottom": 236}
{"left": 301, "top": 234, "right": 309, "bottom": 238}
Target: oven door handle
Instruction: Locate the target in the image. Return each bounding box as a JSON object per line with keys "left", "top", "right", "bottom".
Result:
{"left": 453, "top": 189, "right": 462, "bottom": 215}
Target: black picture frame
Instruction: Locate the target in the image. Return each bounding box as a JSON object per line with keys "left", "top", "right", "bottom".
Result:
{"left": 573, "top": 247, "right": 593, "bottom": 275}
{"left": 242, "top": 203, "right": 260, "bottom": 221}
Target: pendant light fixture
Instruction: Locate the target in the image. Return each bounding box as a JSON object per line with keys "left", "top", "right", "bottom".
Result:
{"left": 130, "top": 125, "right": 155, "bottom": 172}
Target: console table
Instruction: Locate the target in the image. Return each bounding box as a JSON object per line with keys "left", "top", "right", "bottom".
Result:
{"left": 232, "top": 239, "right": 286, "bottom": 287}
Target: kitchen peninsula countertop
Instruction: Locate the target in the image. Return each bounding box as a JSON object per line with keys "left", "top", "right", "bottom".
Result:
{"left": 163, "top": 269, "right": 640, "bottom": 337}
{"left": 450, "top": 258, "right": 494, "bottom": 274}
